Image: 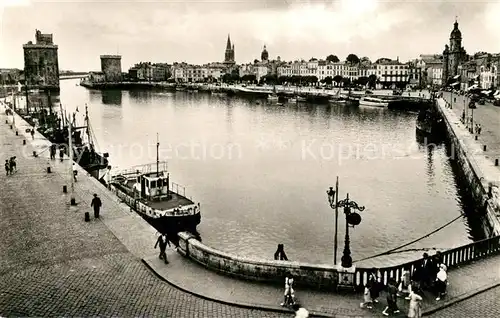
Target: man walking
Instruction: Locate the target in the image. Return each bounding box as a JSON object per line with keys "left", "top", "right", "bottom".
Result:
{"left": 90, "top": 194, "right": 102, "bottom": 218}
{"left": 50, "top": 144, "right": 57, "bottom": 160}
{"left": 5, "top": 159, "right": 11, "bottom": 176}
{"left": 154, "top": 234, "right": 170, "bottom": 264}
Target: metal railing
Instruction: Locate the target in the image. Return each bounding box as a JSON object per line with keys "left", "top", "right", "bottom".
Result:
{"left": 354, "top": 234, "right": 500, "bottom": 288}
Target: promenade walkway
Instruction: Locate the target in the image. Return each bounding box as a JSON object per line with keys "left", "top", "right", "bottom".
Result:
{"left": 2, "top": 99, "right": 500, "bottom": 317}
{"left": 442, "top": 92, "right": 500, "bottom": 176}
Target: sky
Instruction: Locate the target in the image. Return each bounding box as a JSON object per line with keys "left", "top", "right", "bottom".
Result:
{"left": 1, "top": 0, "right": 500, "bottom": 71}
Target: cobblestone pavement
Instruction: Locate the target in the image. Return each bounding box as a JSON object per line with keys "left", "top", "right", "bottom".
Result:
{"left": 0, "top": 108, "right": 290, "bottom": 317}
{"left": 428, "top": 285, "right": 500, "bottom": 318}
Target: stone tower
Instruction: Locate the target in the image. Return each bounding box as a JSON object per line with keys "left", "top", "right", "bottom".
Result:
{"left": 23, "top": 29, "right": 60, "bottom": 91}
{"left": 443, "top": 19, "right": 466, "bottom": 82}
{"left": 100, "top": 55, "right": 122, "bottom": 82}
{"left": 261, "top": 45, "right": 269, "bottom": 61}
{"left": 224, "top": 34, "right": 235, "bottom": 65}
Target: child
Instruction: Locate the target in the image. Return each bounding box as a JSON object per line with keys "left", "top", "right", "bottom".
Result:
{"left": 360, "top": 285, "right": 373, "bottom": 309}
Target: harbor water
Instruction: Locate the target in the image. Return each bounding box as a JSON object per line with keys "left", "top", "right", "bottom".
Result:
{"left": 51, "top": 79, "right": 484, "bottom": 266}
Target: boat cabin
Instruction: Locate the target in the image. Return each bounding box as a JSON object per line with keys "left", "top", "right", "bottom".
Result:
{"left": 132, "top": 171, "right": 170, "bottom": 201}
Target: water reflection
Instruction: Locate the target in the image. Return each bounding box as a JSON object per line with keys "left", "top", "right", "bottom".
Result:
{"left": 101, "top": 90, "right": 122, "bottom": 105}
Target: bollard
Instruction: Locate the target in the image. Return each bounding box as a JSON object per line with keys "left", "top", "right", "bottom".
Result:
{"left": 63, "top": 185, "right": 67, "bottom": 193}
{"left": 5, "top": 120, "right": 8, "bottom": 124}
{"left": 47, "top": 166, "right": 51, "bottom": 173}
{"left": 23, "top": 140, "right": 26, "bottom": 145}
{"left": 33, "top": 151, "right": 37, "bottom": 157}
{"left": 70, "top": 198, "right": 77, "bottom": 206}
{"left": 84, "top": 212, "right": 90, "bottom": 222}
{"left": 483, "top": 145, "right": 487, "bottom": 151}
{"left": 495, "top": 159, "right": 499, "bottom": 166}
{"left": 489, "top": 185, "right": 493, "bottom": 198}
{"left": 475, "top": 135, "right": 478, "bottom": 140}
{"left": 15, "top": 131, "right": 18, "bottom": 136}
{"left": 10, "top": 125, "right": 12, "bottom": 129}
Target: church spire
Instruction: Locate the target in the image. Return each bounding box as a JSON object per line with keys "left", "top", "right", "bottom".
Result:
{"left": 226, "top": 34, "right": 232, "bottom": 50}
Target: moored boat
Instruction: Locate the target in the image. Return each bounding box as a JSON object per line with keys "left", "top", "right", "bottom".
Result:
{"left": 359, "top": 96, "right": 389, "bottom": 107}
{"left": 109, "top": 161, "right": 201, "bottom": 235}
{"left": 268, "top": 93, "right": 279, "bottom": 101}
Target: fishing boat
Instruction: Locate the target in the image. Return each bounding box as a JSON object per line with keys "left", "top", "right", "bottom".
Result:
{"left": 108, "top": 137, "right": 201, "bottom": 235}
{"left": 359, "top": 96, "right": 389, "bottom": 107}
{"left": 329, "top": 89, "right": 346, "bottom": 103}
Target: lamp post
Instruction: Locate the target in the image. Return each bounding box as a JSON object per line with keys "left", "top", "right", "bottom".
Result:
{"left": 327, "top": 181, "right": 365, "bottom": 268}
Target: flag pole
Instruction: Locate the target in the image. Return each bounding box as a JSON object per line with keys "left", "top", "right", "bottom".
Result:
{"left": 334, "top": 176, "right": 339, "bottom": 265}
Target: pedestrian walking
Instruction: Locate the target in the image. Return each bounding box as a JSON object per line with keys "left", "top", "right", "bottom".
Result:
{"left": 382, "top": 278, "right": 400, "bottom": 316}
{"left": 72, "top": 163, "right": 78, "bottom": 182}
{"left": 59, "top": 146, "right": 65, "bottom": 162}
{"left": 407, "top": 285, "right": 423, "bottom": 318}
{"left": 397, "top": 267, "right": 412, "bottom": 299}
{"left": 435, "top": 264, "right": 448, "bottom": 300}
{"left": 280, "top": 274, "right": 295, "bottom": 307}
{"left": 274, "top": 243, "right": 288, "bottom": 260}
{"left": 477, "top": 124, "right": 482, "bottom": 135}
{"left": 292, "top": 304, "right": 309, "bottom": 318}
{"left": 154, "top": 234, "right": 170, "bottom": 264}
{"left": 30, "top": 128, "right": 35, "bottom": 140}
{"left": 90, "top": 193, "right": 102, "bottom": 218}
{"left": 360, "top": 284, "right": 373, "bottom": 309}
{"left": 50, "top": 144, "right": 57, "bottom": 160}
{"left": 367, "top": 268, "right": 381, "bottom": 303}
{"left": 9, "top": 157, "right": 16, "bottom": 173}
{"left": 5, "top": 159, "right": 11, "bottom": 176}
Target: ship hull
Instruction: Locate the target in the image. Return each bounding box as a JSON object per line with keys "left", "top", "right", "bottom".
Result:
{"left": 109, "top": 183, "right": 201, "bottom": 234}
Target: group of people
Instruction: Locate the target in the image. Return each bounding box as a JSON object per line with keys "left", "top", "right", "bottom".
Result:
{"left": 361, "top": 252, "right": 449, "bottom": 317}
{"left": 4, "top": 157, "right": 17, "bottom": 175}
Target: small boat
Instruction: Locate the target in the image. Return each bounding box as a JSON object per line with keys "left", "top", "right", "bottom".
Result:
{"left": 288, "top": 97, "right": 297, "bottom": 103}
{"left": 108, "top": 136, "right": 201, "bottom": 235}
{"left": 359, "top": 96, "right": 389, "bottom": 107}
{"left": 268, "top": 93, "right": 279, "bottom": 101}
{"left": 296, "top": 96, "right": 307, "bottom": 102}
{"left": 329, "top": 96, "right": 346, "bottom": 103}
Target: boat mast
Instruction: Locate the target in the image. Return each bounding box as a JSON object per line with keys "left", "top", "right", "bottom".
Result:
{"left": 156, "top": 133, "right": 159, "bottom": 177}
{"left": 85, "top": 104, "right": 92, "bottom": 145}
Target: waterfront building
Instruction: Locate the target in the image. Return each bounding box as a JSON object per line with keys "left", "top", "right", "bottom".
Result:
{"left": 458, "top": 60, "right": 478, "bottom": 91}
{"left": 23, "top": 29, "right": 60, "bottom": 91}
{"left": 474, "top": 53, "right": 500, "bottom": 89}
{"left": 170, "top": 62, "right": 224, "bottom": 83}
{"left": 417, "top": 54, "right": 443, "bottom": 87}
{"left": 0, "top": 68, "right": 22, "bottom": 85}
{"left": 223, "top": 34, "right": 236, "bottom": 66}
{"left": 100, "top": 55, "right": 122, "bottom": 82}
{"left": 442, "top": 19, "right": 467, "bottom": 83}
{"left": 128, "top": 62, "right": 171, "bottom": 82}
{"left": 374, "top": 58, "right": 410, "bottom": 88}
{"left": 88, "top": 71, "right": 106, "bottom": 83}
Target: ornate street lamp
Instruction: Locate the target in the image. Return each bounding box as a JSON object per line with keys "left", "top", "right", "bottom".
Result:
{"left": 327, "top": 182, "right": 365, "bottom": 268}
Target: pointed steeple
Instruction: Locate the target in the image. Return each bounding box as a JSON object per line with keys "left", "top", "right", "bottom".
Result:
{"left": 226, "top": 34, "right": 232, "bottom": 50}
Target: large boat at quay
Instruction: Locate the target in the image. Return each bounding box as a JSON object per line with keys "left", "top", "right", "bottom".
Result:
{"left": 108, "top": 139, "right": 201, "bottom": 235}
{"left": 359, "top": 96, "right": 389, "bottom": 107}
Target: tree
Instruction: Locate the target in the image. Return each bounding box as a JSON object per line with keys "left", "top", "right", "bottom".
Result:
{"left": 368, "top": 74, "right": 377, "bottom": 89}
{"left": 357, "top": 76, "right": 369, "bottom": 86}
{"left": 360, "top": 57, "right": 371, "bottom": 67}
{"left": 333, "top": 75, "right": 343, "bottom": 86}
{"left": 326, "top": 54, "right": 340, "bottom": 63}
{"left": 221, "top": 73, "right": 232, "bottom": 83}
{"left": 341, "top": 77, "right": 351, "bottom": 87}
{"left": 346, "top": 54, "right": 360, "bottom": 65}
{"left": 323, "top": 76, "right": 333, "bottom": 86}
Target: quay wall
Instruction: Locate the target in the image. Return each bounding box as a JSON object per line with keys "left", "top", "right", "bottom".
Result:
{"left": 435, "top": 98, "right": 500, "bottom": 236}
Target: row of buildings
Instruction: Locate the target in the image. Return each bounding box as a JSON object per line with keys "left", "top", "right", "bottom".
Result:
{"left": 8, "top": 22, "right": 500, "bottom": 92}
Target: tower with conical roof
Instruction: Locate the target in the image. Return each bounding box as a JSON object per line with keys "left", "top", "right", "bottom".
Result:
{"left": 224, "top": 34, "right": 235, "bottom": 65}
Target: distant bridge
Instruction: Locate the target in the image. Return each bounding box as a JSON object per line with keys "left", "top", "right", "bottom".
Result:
{"left": 60, "top": 73, "right": 88, "bottom": 80}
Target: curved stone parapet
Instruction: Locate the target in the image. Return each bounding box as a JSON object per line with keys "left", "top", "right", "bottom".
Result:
{"left": 176, "top": 232, "right": 340, "bottom": 289}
